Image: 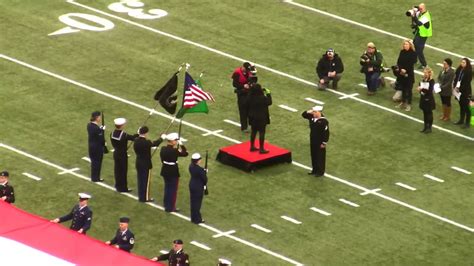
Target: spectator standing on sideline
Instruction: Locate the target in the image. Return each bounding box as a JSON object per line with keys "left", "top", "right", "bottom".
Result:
{"left": 360, "top": 42, "right": 383, "bottom": 95}
{"left": 409, "top": 3, "right": 432, "bottom": 69}
{"left": 189, "top": 153, "right": 208, "bottom": 224}
{"left": 151, "top": 239, "right": 190, "bottom": 265}
{"left": 301, "top": 106, "right": 330, "bottom": 177}
{"left": 246, "top": 84, "right": 272, "bottom": 154}
{"left": 110, "top": 118, "right": 138, "bottom": 193}
{"left": 231, "top": 62, "right": 252, "bottom": 132}
{"left": 453, "top": 58, "right": 472, "bottom": 128}
{"left": 316, "top": 48, "right": 344, "bottom": 90}
{"left": 105, "top": 217, "right": 135, "bottom": 253}
{"left": 87, "top": 111, "right": 106, "bottom": 182}
{"left": 0, "top": 171, "right": 15, "bottom": 204}
{"left": 437, "top": 58, "right": 455, "bottom": 121}
{"left": 51, "top": 193, "right": 92, "bottom": 234}
{"left": 395, "top": 40, "right": 418, "bottom": 111}
{"left": 417, "top": 67, "right": 436, "bottom": 133}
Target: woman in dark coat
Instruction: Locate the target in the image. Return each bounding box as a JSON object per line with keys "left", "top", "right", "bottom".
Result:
{"left": 246, "top": 84, "right": 272, "bottom": 154}
{"left": 395, "top": 40, "right": 417, "bottom": 111}
{"left": 417, "top": 67, "right": 436, "bottom": 133}
{"left": 453, "top": 58, "right": 472, "bottom": 128}
{"left": 437, "top": 58, "right": 455, "bottom": 121}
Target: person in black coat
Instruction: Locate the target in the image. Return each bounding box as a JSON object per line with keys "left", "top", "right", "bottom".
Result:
{"left": 395, "top": 40, "right": 418, "bottom": 111}
{"left": 110, "top": 118, "right": 138, "bottom": 193}
{"left": 188, "top": 153, "right": 208, "bottom": 224}
{"left": 151, "top": 239, "right": 190, "bottom": 266}
{"left": 160, "top": 133, "right": 189, "bottom": 212}
{"left": 87, "top": 111, "right": 106, "bottom": 182}
{"left": 316, "top": 48, "right": 344, "bottom": 90}
{"left": 302, "top": 106, "right": 330, "bottom": 177}
{"left": 106, "top": 217, "right": 135, "bottom": 253}
{"left": 51, "top": 193, "right": 93, "bottom": 234}
{"left": 231, "top": 62, "right": 252, "bottom": 132}
{"left": 246, "top": 84, "right": 272, "bottom": 154}
{"left": 133, "top": 126, "right": 164, "bottom": 202}
{"left": 417, "top": 67, "right": 436, "bottom": 133}
{"left": 0, "top": 171, "right": 14, "bottom": 204}
{"left": 453, "top": 58, "right": 473, "bottom": 128}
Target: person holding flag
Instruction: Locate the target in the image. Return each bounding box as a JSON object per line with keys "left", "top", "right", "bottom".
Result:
{"left": 188, "top": 153, "right": 208, "bottom": 224}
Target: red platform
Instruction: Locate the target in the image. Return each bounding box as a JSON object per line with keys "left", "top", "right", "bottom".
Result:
{"left": 216, "top": 141, "right": 292, "bottom": 172}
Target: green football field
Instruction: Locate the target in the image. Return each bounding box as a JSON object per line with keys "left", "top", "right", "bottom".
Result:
{"left": 1, "top": 0, "right": 473, "bottom": 265}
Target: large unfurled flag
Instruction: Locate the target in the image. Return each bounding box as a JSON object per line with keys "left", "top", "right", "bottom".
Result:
{"left": 154, "top": 72, "right": 178, "bottom": 114}
{"left": 176, "top": 72, "right": 214, "bottom": 118}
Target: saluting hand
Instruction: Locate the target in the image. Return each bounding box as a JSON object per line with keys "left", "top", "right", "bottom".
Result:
{"left": 151, "top": 257, "right": 158, "bottom": 261}
{"left": 51, "top": 218, "right": 60, "bottom": 223}
{"left": 77, "top": 229, "right": 84, "bottom": 234}
{"left": 105, "top": 241, "right": 111, "bottom": 245}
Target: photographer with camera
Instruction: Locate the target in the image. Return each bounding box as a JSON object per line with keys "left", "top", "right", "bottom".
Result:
{"left": 394, "top": 40, "right": 418, "bottom": 111}
{"left": 231, "top": 62, "right": 253, "bottom": 132}
{"left": 406, "top": 3, "right": 432, "bottom": 69}
{"left": 360, "top": 42, "right": 384, "bottom": 96}
{"left": 316, "top": 48, "right": 344, "bottom": 90}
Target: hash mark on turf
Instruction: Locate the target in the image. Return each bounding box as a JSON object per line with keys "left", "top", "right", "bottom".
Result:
{"left": 304, "top": 97, "right": 325, "bottom": 105}
{"left": 190, "top": 241, "right": 211, "bottom": 250}
{"left": 396, "top": 182, "right": 417, "bottom": 191}
{"left": 423, "top": 174, "right": 444, "bottom": 183}
{"left": 339, "top": 198, "right": 359, "bottom": 207}
{"left": 81, "top": 156, "right": 91, "bottom": 163}
{"left": 223, "top": 119, "right": 241, "bottom": 127}
{"left": 278, "top": 104, "right": 298, "bottom": 112}
{"left": 310, "top": 207, "right": 331, "bottom": 216}
{"left": 280, "top": 215, "right": 302, "bottom": 224}
{"left": 251, "top": 224, "right": 272, "bottom": 233}
{"left": 22, "top": 172, "right": 42, "bottom": 181}
{"left": 451, "top": 166, "right": 472, "bottom": 175}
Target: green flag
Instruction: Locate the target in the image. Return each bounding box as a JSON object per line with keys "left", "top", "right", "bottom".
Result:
{"left": 176, "top": 78, "right": 211, "bottom": 118}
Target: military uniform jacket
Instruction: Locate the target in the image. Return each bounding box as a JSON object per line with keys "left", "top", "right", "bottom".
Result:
{"left": 302, "top": 111, "right": 330, "bottom": 145}
{"left": 246, "top": 93, "right": 272, "bottom": 127}
{"left": 158, "top": 249, "right": 190, "bottom": 266}
{"left": 134, "top": 137, "right": 163, "bottom": 170}
{"left": 59, "top": 204, "right": 92, "bottom": 232}
{"left": 110, "top": 229, "right": 135, "bottom": 252}
{"left": 111, "top": 130, "right": 138, "bottom": 158}
{"left": 0, "top": 182, "right": 15, "bottom": 203}
{"left": 160, "top": 145, "right": 188, "bottom": 178}
{"left": 87, "top": 122, "right": 105, "bottom": 148}
{"left": 189, "top": 163, "right": 208, "bottom": 193}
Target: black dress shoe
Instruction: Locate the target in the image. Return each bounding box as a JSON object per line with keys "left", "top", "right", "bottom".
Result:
{"left": 308, "top": 172, "right": 315, "bottom": 175}
{"left": 259, "top": 149, "right": 269, "bottom": 154}
{"left": 125, "top": 189, "right": 133, "bottom": 193}
{"left": 93, "top": 179, "right": 104, "bottom": 182}
{"left": 250, "top": 147, "right": 258, "bottom": 152}
{"left": 314, "top": 173, "right": 324, "bottom": 177}
{"left": 172, "top": 208, "right": 180, "bottom": 213}
{"left": 424, "top": 128, "right": 432, "bottom": 133}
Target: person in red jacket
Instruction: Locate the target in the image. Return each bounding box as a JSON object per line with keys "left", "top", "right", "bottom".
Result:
{"left": 231, "top": 62, "right": 252, "bottom": 132}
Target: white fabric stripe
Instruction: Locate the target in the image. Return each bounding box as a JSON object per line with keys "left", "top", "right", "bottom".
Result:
{"left": 395, "top": 182, "right": 417, "bottom": 191}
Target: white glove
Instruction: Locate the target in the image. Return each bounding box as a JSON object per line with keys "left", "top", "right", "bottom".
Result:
{"left": 100, "top": 125, "right": 106, "bottom": 130}
{"left": 177, "top": 140, "right": 183, "bottom": 146}
{"left": 161, "top": 134, "right": 167, "bottom": 140}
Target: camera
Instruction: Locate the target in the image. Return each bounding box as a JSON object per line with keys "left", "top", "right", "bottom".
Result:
{"left": 405, "top": 6, "right": 419, "bottom": 17}
{"left": 360, "top": 53, "right": 370, "bottom": 63}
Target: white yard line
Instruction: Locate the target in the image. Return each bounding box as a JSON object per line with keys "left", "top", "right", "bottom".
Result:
{"left": 251, "top": 224, "right": 272, "bottom": 233}
{"left": 309, "top": 207, "right": 331, "bottom": 216}
{"left": 451, "top": 166, "right": 472, "bottom": 175}
{"left": 212, "top": 230, "right": 236, "bottom": 238}
{"left": 284, "top": 0, "right": 472, "bottom": 60}
{"left": 358, "top": 83, "right": 367, "bottom": 88}
{"left": 280, "top": 215, "right": 302, "bottom": 224}
{"left": 81, "top": 156, "right": 91, "bottom": 163}
{"left": 60, "top": 1, "right": 473, "bottom": 142}
{"left": 360, "top": 188, "right": 381, "bottom": 196}
{"left": 223, "top": 119, "right": 241, "bottom": 128}
{"left": 396, "top": 182, "right": 417, "bottom": 191}
{"left": 22, "top": 172, "right": 42, "bottom": 181}
{"left": 338, "top": 93, "right": 359, "bottom": 100}
{"left": 202, "top": 130, "right": 223, "bottom": 136}
{"left": 190, "top": 241, "right": 212, "bottom": 251}
{"left": 423, "top": 174, "right": 444, "bottom": 183}
{"left": 278, "top": 104, "right": 298, "bottom": 112}
{"left": 339, "top": 198, "right": 360, "bottom": 208}
{"left": 304, "top": 97, "right": 325, "bottom": 105}
{"left": 57, "top": 168, "right": 80, "bottom": 175}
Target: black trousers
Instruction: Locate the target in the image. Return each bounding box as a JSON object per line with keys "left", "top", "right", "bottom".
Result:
{"left": 423, "top": 109, "right": 433, "bottom": 128}
{"left": 402, "top": 83, "right": 413, "bottom": 104}
{"left": 458, "top": 96, "right": 471, "bottom": 125}
{"left": 136, "top": 168, "right": 151, "bottom": 202}
{"left": 114, "top": 153, "right": 129, "bottom": 192}
{"left": 310, "top": 142, "right": 326, "bottom": 175}
{"left": 237, "top": 94, "right": 249, "bottom": 130}
{"left": 189, "top": 188, "right": 204, "bottom": 223}
{"left": 250, "top": 125, "right": 266, "bottom": 150}
{"left": 89, "top": 145, "right": 103, "bottom": 182}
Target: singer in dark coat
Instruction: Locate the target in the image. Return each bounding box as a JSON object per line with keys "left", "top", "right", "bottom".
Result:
{"left": 87, "top": 111, "right": 105, "bottom": 182}
{"left": 453, "top": 58, "right": 473, "bottom": 128}
{"left": 189, "top": 153, "right": 208, "bottom": 224}
{"left": 246, "top": 84, "right": 272, "bottom": 154}
{"left": 302, "top": 106, "right": 330, "bottom": 177}
{"left": 418, "top": 68, "right": 436, "bottom": 133}
{"left": 110, "top": 118, "right": 138, "bottom": 192}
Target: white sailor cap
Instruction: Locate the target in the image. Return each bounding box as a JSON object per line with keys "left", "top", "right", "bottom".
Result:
{"left": 114, "top": 118, "right": 126, "bottom": 126}
{"left": 78, "top": 193, "right": 92, "bottom": 200}
{"left": 312, "top": 105, "right": 323, "bottom": 112}
{"left": 218, "top": 258, "right": 232, "bottom": 265}
{"left": 191, "top": 153, "right": 201, "bottom": 160}
{"left": 166, "top": 132, "right": 180, "bottom": 141}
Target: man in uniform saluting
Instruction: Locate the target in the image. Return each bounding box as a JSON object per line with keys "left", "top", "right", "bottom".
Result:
{"left": 51, "top": 193, "right": 93, "bottom": 234}
{"left": 133, "top": 126, "right": 164, "bottom": 202}
{"left": 0, "top": 171, "right": 15, "bottom": 204}
{"left": 87, "top": 111, "right": 106, "bottom": 182}
{"left": 105, "top": 217, "right": 135, "bottom": 253}
{"left": 110, "top": 118, "right": 138, "bottom": 193}
{"left": 151, "top": 239, "right": 190, "bottom": 266}
{"left": 160, "top": 133, "right": 188, "bottom": 212}
{"left": 302, "top": 106, "right": 330, "bottom": 177}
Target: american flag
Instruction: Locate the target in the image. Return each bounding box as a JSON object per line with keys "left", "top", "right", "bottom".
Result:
{"left": 183, "top": 72, "right": 215, "bottom": 108}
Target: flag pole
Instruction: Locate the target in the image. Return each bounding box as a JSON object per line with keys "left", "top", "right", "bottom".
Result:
{"left": 177, "top": 63, "right": 191, "bottom": 141}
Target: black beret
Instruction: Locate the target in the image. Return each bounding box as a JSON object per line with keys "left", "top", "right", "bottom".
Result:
{"left": 0, "top": 171, "right": 9, "bottom": 177}
{"left": 119, "top": 217, "right": 130, "bottom": 223}
{"left": 173, "top": 239, "right": 183, "bottom": 244}
{"left": 138, "top": 126, "right": 149, "bottom": 134}
{"left": 91, "top": 111, "right": 101, "bottom": 118}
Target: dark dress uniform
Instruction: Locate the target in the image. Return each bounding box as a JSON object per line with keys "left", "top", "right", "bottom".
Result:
{"left": 302, "top": 111, "right": 330, "bottom": 176}
{"left": 246, "top": 87, "right": 272, "bottom": 152}
{"left": 133, "top": 136, "right": 163, "bottom": 202}
{"left": 157, "top": 249, "right": 190, "bottom": 266}
{"left": 111, "top": 130, "right": 138, "bottom": 192}
{"left": 160, "top": 145, "right": 188, "bottom": 212}
{"left": 59, "top": 204, "right": 92, "bottom": 234}
{"left": 232, "top": 66, "right": 250, "bottom": 131}
{"left": 189, "top": 162, "right": 208, "bottom": 224}
{"left": 87, "top": 122, "right": 105, "bottom": 182}
{"left": 419, "top": 79, "right": 435, "bottom": 132}
{"left": 109, "top": 229, "right": 135, "bottom": 252}
{"left": 0, "top": 181, "right": 15, "bottom": 203}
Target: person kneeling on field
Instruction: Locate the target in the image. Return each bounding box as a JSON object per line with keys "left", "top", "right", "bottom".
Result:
{"left": 316, "top": 48, "right": 344, "bottom": 90}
